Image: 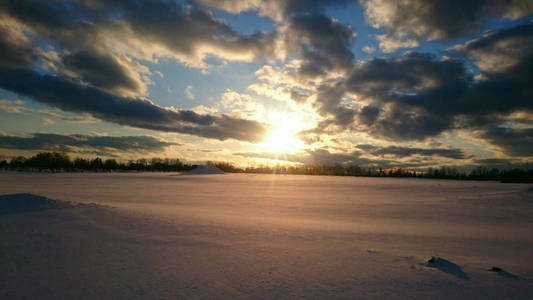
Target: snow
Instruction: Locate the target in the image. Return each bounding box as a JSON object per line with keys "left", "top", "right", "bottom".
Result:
{"left": 181, "top": 165, "right": 225, "bottom": 175}
{"left": 1, "top": 173, "right": 532, "bottom": 299}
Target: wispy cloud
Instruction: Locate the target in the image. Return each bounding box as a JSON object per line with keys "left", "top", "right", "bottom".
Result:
{"left": 185, "top": 85, "right": 195, "bottom": 100}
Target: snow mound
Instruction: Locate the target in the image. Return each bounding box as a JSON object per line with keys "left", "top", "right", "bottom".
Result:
{"left": 0, "top": 193, "right": 57, "bottom": 214}
{"left": 426, "top": 256, "right": 468, "bottom": 279}
{"left": 181, "top": 165, "right": 225, "bottom": 175}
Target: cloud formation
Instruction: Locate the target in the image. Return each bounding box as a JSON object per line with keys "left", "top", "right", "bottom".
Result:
{"left": 1, "top": 0, "right": 532, "bottom": 164}
{"left": 0, "top": 133, "right": 177, "bottom": 154}
{"left": 195, "top": 0, "right": 353, "bottom": 21}
{"left": 0, "top": 99, "right": 25, "bottom": 113}
{"left": 480, "top": 126, "right": 533, "bottom": 157}
{"left": 309, "top": 23, "right": 533, "bottom": 155}
{"left": 0, "top": 0, "right": 270, "bottom": 143}
{"left": 356, "top": 145, "right": 467, "bottom": 159}
{"left": 363, "top": 0, "right": 533, "bottom": 52}
{"left": 0, "top": 66, "right": 267, "bottom": 142}
{"left": 285, "top": 13, "right": 356, "bottom": 77}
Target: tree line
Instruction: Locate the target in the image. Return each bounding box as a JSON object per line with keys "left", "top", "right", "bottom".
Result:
{"left": 221, "top": 163, "right": 533, "bottom": 183}
{"left": 1, "top": 152, "right": 532, "bottom": 183}
{"left": 0, "top": 152, "right": 196, "bottom": 172}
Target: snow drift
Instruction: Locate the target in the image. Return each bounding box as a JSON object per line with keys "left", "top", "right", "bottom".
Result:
{"left": 0, "top": 193, "right": 59, "bottom": 214}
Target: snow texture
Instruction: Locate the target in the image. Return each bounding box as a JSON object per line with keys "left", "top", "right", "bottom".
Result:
{"left": 1, "top": 173, "right": 532, "bottom": 299}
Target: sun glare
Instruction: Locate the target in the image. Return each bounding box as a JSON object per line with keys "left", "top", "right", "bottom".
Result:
{"left": 258, "top": 111, "right": 311, "bottom": 154}
{"left": 264, "top": 128, "right": 304, "bottom": 153}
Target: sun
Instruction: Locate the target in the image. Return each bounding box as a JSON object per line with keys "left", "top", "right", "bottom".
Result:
{"left": 258, "top": 110, "right": 311, "bottom": 154}
{"left": 263, "top": 127, "right": 304, "bottom": 153}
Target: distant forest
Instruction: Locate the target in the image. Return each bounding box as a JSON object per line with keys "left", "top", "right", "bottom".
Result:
{"left": 1, "top": 152, "right": 532, "bottom": 183}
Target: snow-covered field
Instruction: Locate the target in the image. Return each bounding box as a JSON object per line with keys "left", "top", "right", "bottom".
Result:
{"left": 1, "top": 172, "right": 532, "bottom": 299}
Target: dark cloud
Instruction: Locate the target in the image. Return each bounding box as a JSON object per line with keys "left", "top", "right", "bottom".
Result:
{"left": 386, "top": 26, "right": 533, "bottom": 119}
{"left": 356, "top": 145, "right": 467, "bottom": 159}
{"left": 0, "top": 0, "right": 280, "bottom": 99}
{"left": 473, "top": 158, "right": 520, "bottom": 168}
{"left": 312, "top": 53, "right": 469, "bottom": 140}
{"left": 313, "top": 27, "right": 533, "bottom": 146}
{"left": 289, "top": 89, "right": 309, "bottom": 103}
{"left": 0, "top": 0, "right": 271, "bottom": 143}
{"left": 314, "top": 83, "right": 354, "bottom": 127}
{"left": 287, "top": 13, "right": 355, "bottom": 77}
{"left": 197, "top": 1, "right": 357, "bottom": 78}
{"left": 347, "top": 52, "right": 472, "bottom": 113}
{"left": 57, "top": 50, "right": 145, "bottom": 96}
{"left": 2, "top": 0, "right": 532, "bottom": 160}
{"left": 357, "top": 105, "right": 380, "bottom": 125}
{"left": 1, "top": 0, "right": 278, "bottom": 64}
{"left": 0, "top": 22, "right": 36, "bottom": 69}
{"left": 195, "top": 1, "right": 356, "bottom": 78}
{"left": 0, "top": 1, "right": 148, "bottom": 97}
{"left": 0, "top": 133, "right": 177, "bottom": 153}
{"left": 455, "top": 23, "right": 533, "bottom": 74}
{"left": 480, "top": 126, "right": 533, "bottom": 157}
{"left": 116, "top": 2, "right": 278, "bottom": 64}
{"left": 0, "top": 66, "right": 267, "bottom": 142}
{"left": 363, "top": 0, "right": 533, "bottom": 52}
{"left": 194, "top": 0, "right": 353, "bottom": 20}
{"left": 363, "top": 104, "right": 454, "bottom": 141}
{"left": 453, "top": 23, "right": 533, "bottom": 116}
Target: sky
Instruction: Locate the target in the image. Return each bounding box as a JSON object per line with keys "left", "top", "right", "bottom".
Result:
{"left": 0, "top": 0, "right": 532, "bottom": 169}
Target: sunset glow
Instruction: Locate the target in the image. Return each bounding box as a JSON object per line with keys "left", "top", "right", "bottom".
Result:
{"left": 1, "top": 1, "right": 533, "bottom": 299}
{"left": 263, "top": 128, "right": 304, "bottom": 153}
{"left": 0, "top": 0, "right": 531, "bottom": 168}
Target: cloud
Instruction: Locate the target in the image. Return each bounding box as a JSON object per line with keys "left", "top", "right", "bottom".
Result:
{"left": 194, "top": 0, "right": 353, "bottom": 21}
{"left": 196, "top": 1, "right": 357, "bottom": 79}
{"left": 451, "top": 22, "right": 533, "bottom": 74}
{"left": 185, "top": 85, "right": 195, "bottom": 100}
{"left": 38, "top": 109, "right": 101, "bottom": 124}
{"left": 106, "top": 2, "right": 281, "bottom": 68}
{"left": 362, "top": 0, "right": 533, "bottom": 52}
{"left": 293, "top": 52, "right": 473, "bottom": 140}
{"left": 313, "top": 29, "right": 533, "bottom": 143}
{"left": 0, "top": 19, "right": 36, "bottom": 69}
{"left": 0, "top": 0, "right": 275, "bottom": 143}
{"left": 10, "top": 0, "right": 279, "bottom": 60}
{"left": 0, "top": 66, "right": 267, "bottom": 143}
{"left": 480, "top": 126, "right": 533, "bottom": 157}
{"left": 219, "top": 89, "right": 263, "bottom": 118}
{"left": 0, "top": 99, "right": 25, "bottom": 113}
{"left": 452, "top": 24, "right": 533, "bottom": 117}
{"left": 1, "top": 0, "right": 532, "bottom": 162}
{"left": 0, "top": 0, "right": 282, "bottom": 85}
{"left": 52, "top": 50, "right": 151, "bottom": 97}
{"left": 473, "top": 158, "right": 524, "bottom": 169}
{"left": 0, "top": 133, "right": 178, "bottom": 154}
{"left": 285, "top": 13, "right": 356, "bottom": 77}
{"left": 302, "top": 23, "right": 533, "bottom": 159}
{"left": 313, "top": 83, "right": 354, "bottom": 127}
{"left": 356, "top": 144, "right": 467, "bottom": 159}
{"left": 40, "top": 117, "right": 54, "bottom": 125}
{"left": 362, "top": 45, "right": 376, "bottom": 54}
